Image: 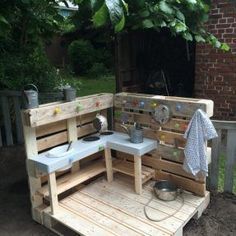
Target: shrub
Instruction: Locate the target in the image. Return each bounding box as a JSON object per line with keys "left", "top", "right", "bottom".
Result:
{"left": 0, "top": 44, "right": 60, "bottom": 92}
{"left": 68, "top": 39, "right": 95, "bottom": 75}
{"left": 87, "top": 62, "right": 109, "bottom": 78}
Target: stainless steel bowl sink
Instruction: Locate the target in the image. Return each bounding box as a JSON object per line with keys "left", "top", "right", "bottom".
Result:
{"left": 153, "top": 180, "right": 178, "bottom": 201}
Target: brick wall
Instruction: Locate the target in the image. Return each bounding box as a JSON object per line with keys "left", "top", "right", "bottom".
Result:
{"left": 194, "top": 0, "right": 236, "bottom": 120}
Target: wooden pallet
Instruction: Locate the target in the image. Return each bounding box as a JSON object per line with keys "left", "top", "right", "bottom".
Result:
{"left": 113, "top": 159, "right": 155, "bottom": 184}
{"left": 41, "top": 175, "right": 210, "bottom": 236}
{"left": 114, "top": 93, "right": 214, "bottom": 196}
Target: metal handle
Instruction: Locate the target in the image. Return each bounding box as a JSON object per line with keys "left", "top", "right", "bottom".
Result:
{"left": 120, "top": 124, "right": 130, "bottom": 135}
{"left": 23, "top": 84, "right": 38, "bottom": 92}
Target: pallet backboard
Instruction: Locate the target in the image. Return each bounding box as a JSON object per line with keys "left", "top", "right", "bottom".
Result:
{"left": 114, "top": 92, "right": 214, "bottom": 196}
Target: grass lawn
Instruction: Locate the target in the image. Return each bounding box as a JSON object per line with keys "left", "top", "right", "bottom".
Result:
{"left": 78, "top": 75, "right": 116, "bottom": 96}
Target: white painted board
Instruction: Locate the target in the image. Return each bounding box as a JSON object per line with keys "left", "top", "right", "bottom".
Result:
{"left": 27, "top": 131, "right": 157, "bottom": 174}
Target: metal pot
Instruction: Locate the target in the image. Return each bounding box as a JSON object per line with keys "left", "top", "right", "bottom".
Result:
{"left": 153, "top": 180, "right": 178, "bottom": 201}
{"left": 22, "top": 84, "right": 39, "bottom": 109}
{"left": 93, "top": 114, "right": 108, "bottom": 133}
{"left": 63, "top": 87, "right": 76, "bottom": 102}
{"left": 120, "top": 123, "right": 143, "bottom": 144}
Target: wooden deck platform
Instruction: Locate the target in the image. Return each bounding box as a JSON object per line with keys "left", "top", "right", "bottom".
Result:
{"left": 42, "top": 174, "right": 210, "bottom": 236}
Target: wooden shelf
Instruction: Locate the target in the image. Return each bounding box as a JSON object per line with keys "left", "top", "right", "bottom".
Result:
{"left": 37, "top": 160, "right": 106, "bottom": 198}
{"left": 113, "top": 159, "right": 155, "bottom": 184}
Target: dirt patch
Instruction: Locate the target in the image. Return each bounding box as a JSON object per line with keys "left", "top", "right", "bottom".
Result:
{"left": 184, "top": 192, "right": 236, "bottom": 236}
{"left": 0, "top": 145, "right": 235, "bottom": 235}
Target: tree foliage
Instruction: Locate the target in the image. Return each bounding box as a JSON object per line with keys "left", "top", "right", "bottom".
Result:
{"left": 0, "top": 0, "right": 67, "bottom": 91}
{"left": 74, "top": 0, "right": 229, "bottom": 50}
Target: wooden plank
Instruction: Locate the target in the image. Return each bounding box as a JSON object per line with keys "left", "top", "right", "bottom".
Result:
{"left": 155, "top": 145, "right": 185, "bottom": 163}
{"left": 115, "top": 122, "right": 157, "bottom": 140}
{"left": 92, "top": 179, "right": 196, "bottom": 222}
{"left": 134, "top": 155, "right": 142, "bottom": 194}
{"left": 49, "top": 206, "right": 116, "bottom": 236}
{"left": 62, "top": 198, "right": 142, "bottom": 236}
{"left": 114, "top": 92, "right": 213, "bottom": 117}
{"left": 77, "top": 123, "right": 97, "bottom": 138}
{"left": 156, "top": 170, "right": 205, "bottom": 197}
{"left": 104, "top": 148, "right": 113, "bottom": 183}
{"left": 37, "top": 131, "right": 68, "bottom": 152}
{"left": 114, "top": 108, "right": 188, "bottom": 133}
{"left": 224, "top": 129, "right": 236, "bottom": 193}
{"left": 209, "top": 129, "right": 222, "bottom": 190}
{"left": 152, "top": 158, "right": 204, "bottom": 182}
{"left": 48, "top": 172, "right": 58, "bottom": 215}
{"left": 113, "top": 159, "right": 155, "bottom": 181}
{"left": 212, "top": 120, "right": 236, "bottom": 130}
{"left": 67, "top": 117, "right": 80, "bottom": 172}
{"left": 1, "top": 96, "right": 13, "bottom": 145}
{"left": 13, "top": 96, "right": 24, "bottom": 143}
{"left": 157, "top": 130, "right": 186, "bottom": 147}
{"left": 81, "top": 180, "right": 182, "bottom": 234}
{"left": 22, "top": 119, "right": 43, "bottom": 222}
{"left": 37, "top": 122, "right": 97, "bottom": 152}
{"left": 0, "top": 128, "right": 2, "bottom": 147}
{"left": 0, "top": 90, "right": 21, "bottom": 96}
{"left": 23, "top": 93, "right": 113, "bottom": 127}
{"left": 37, "top": 160, "right": 106, "bottom": 197}
{"left": 76, "top": 110, "right": 106, "bottom": 126}
{"left": 71, "top": 192, "right": 170, "bottom": 236}
{"left": 36, "top": 120, "right": 67, "bottom": 138}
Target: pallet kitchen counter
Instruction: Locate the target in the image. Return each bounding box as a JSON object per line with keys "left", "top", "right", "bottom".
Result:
{"left": 22, "top": 92, "right": 214, "bottom": 236}
{"left": 28, "top": 131, "right": 157, "bottom": 196}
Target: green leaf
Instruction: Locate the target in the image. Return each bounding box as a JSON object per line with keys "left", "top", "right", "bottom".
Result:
{"left": 121, "top": 0, "right": 128, "bottom": 13}
{"left": 186, "top": 0, "right": 197, "bottom": 4}
{"left": 176, "top": 10, "right": 185, "bottom": 22}
{"left": 214, "top": 40, "right": 221, "bottom": 49}
{"left": 142, "top": 19, "right": 154, "bottom": 28}
{"left": 175, "top": 22, "right": 187, "bottom": 32}
{"left": 91, "top": 0, "right": 104, "bottom": 12}
{"left": 139, "top": 10, "right": 150, "bottom": 18}
{"left": 195, "top": 35, "right": 205, "bottom": 43}
{"left": 92, "top": 3, "right": 108, "bottom": 27}
{"left": 221, "top": 43, "right": 230, "bottom": 52}
{"left": 115, "top": 14, "right": 125, "bottom": 32}
{"left": 183, "top": 32, "right": 193, "bottom": 41}
{"left": 0, "top": 15, "right": 9, "bottom": 25}
{"left": 105, "top": 0, "right": 125, "bottom": 25}
{"left": 159, "top": 1, "right": 173, "bottom": 15}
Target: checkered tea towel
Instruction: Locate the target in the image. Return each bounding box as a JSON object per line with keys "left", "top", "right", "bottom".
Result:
{"left": 183, "top": 109, "right": 218, "bottom": 177}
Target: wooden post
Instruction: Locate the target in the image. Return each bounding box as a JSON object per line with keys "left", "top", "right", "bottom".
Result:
{"left": 224, "top": 129, "right": 236, "bottom": 193}
{"left": 67, "top": 117, "right": 80, "bottom": 172}
{"left": 0, "top": 128, "right": 2, "bottom": 147}
{"left": 22, "top": 121, "right": 43, "bottom": 222}
{"left": 48, "top": 172, "right": 58, "bottom": 215}
{"left": 1, "top": 95, "right": 13, "bottom": 145}
{"left": 107, "top": 107, "right": 114, "bottom": 130}
{"left": 134, "top": 155, "right": 142, "bottom": 194}
{"left": 104, "top": 148, "right": 113, "bottom": 183}
{"left": 13, "top": 96, "right": 24, "bottom": 143}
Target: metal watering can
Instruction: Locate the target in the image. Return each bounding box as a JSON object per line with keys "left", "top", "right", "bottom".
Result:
{"left": 22, "top": 84, "right": 39, "bottom": 109}
{"left": 120, "top": 123, "right": 143, "bottom": 144}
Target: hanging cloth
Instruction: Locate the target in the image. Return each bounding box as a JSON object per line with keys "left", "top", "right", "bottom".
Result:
{"left": 183, "top": 109, "right": 218, "bottom": 177}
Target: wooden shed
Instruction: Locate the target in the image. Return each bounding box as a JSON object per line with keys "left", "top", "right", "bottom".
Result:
{"left": 115, "top": 30, "right": 196, "bottom": 97}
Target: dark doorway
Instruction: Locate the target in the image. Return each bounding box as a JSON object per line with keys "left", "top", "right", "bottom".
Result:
{"left": 116, "top": 29, "right": 195, "bottom": 97}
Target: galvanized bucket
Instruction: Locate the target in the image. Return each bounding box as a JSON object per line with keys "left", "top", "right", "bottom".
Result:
{"left": 22, "top": 84, "right": 39, "bottom": 109}
{"left": 63, "top": 87, "right": 76, "bottom": 102}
